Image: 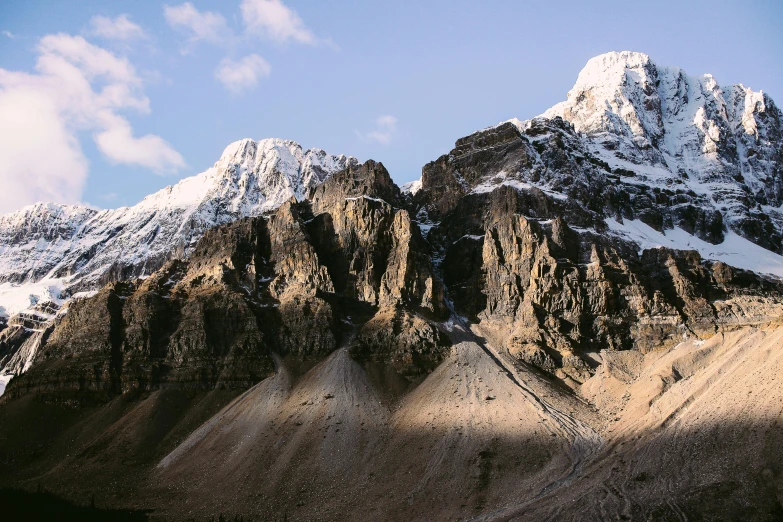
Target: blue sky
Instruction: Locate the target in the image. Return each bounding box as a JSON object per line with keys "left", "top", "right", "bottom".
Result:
{"left": 0, "top": 0, "right": 781, "bottom": 213}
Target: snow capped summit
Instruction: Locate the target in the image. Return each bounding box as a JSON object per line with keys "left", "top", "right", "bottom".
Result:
{"left": 133, "top": 137, "right": 356, "bottom": 217}
{"left": 542, "top": 51, "right": 782, "bottom": 215}
{"left": 574, "top": 50, "right": 652, "bottom": 83}
{"left": 543, "top": 51, "right": 661, "bottom": 143}
{"left": 535, "top": 51, "right": 783, "bottom": 255}
{"left": 0, "top": 203, "right": 97, "bottom": 245}
{"left": 211, "top": 137, "right": 356, "bottom": 209}
{"left": 426, "top": 52, "right": 783, "bottom": 276}
{"left": 0, "top": 139, "right": 356, "bottom": 318}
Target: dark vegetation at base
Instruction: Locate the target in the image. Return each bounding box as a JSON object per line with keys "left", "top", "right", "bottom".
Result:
{"left": 0, "top": 488, "right": 150, "bottom": 521}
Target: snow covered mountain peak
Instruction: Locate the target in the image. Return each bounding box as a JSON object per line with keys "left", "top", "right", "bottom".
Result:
{"left": 536, "top": 50, "right": 783, "bottom": 252}
{"left": 407, "top": 51, "right": 783, "bottom": 278}
{"left": 0, "top": 202, "right": 97, "bottom": 235}
{"left": 211, "top": 137, "right": 357, "bottom": 205}
{"left": 128, "top": 137, "right": 357, "bottom": 215}
{"left": 570, "top": 50, "right": 653, "bottom": 90}
{"left": 0, "top": 138, "right": 356, "bottom": 318}
{"left": 543, "top": 50, "right": 781, "bottom": 167}
{"left": 545, "top": 51, "right": 663, "bottom": 144}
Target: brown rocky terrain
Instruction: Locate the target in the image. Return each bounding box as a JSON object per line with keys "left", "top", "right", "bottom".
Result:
{"left": 1, "top": 109, "right": 783, "bottom": 520}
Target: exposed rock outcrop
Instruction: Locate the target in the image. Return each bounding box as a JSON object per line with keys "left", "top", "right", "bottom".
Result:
{"left": 424, "top": 178, "right": 783, "bottom": 384}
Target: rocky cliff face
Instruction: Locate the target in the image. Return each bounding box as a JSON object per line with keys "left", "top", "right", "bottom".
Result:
{"left": 3, "top": 160, "right": 448, "bottom": 401}
{"left": 0, "top": 139, "right": 356, "bottom": 387}
{"left": 421, "top": 154, "right": 783, "bottom": 385}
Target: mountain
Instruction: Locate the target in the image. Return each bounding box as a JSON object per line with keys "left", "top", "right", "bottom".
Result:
{"left": 415, "top": 51, "right": 783, "bottom": 276}
{"left": 0, "top": 138, "right": 355, "bottom": 395}
{"left": 0, "top": 138, "right": 356, "bottom": 319}
{"left": 543, "top": 51, "right": 783, "bottom": 251}
{"left": 1, "top": 52, "right": 783, "bottom": 520}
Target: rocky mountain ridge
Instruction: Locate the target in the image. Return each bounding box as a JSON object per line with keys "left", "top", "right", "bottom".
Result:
{"left": 0, "top": 138, "right": 356, "bottom": 319}
{"left": 1, "top": 51, "right": 783, "bottom": 520}
{"left": 413, "top": 51, "right": 783, "bottom": 269}
{"left": 3, "top": 160, "right": 447, "bottom": 401}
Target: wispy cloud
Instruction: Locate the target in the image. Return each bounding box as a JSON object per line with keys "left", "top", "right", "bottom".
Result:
{"left": 163, "top": 0, "right": 329, "bottom": 94}
{"left": 0, "top": 33, "right": 185, "bottom": 213}
{"left": 215, "top": 54, "right": 271, "bottom": 94}
{"left": 358, "top": 115, "right": 398, "bottom": 145}
{"left": 163, "top": 2, "right": 229, "bottom": 50}
{"left": 88, "top": 14, "right": 147, "bottom": 41}
{"left": 1, "top": 31, "right": 15, "bottom": 39}
{"left": 240, "top": 0, "right": 316, "bottom": 45}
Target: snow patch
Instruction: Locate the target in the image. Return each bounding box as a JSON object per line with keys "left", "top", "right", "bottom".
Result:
{"left": 471, "top": 173, "right": 568, "bottom": 201}
{"left": 453, "top": 234, "right": 484, "bottom": 244}
{"left": 345, "top": 195, "right": 389, "bottom": 205}
{"left": 415, "top": 221, "right": 438, "bottom": 239}
{"left": 605, "top": 218, "right": 783, "bottom": 277}
{"left": 0, "top": 373, "right": 12, "bottom": 397}
{"left": 0, "top": 278, "right": 65, "bottom": 319}
{"left": 401, "top": 179, "right": 422, "bottom": 195}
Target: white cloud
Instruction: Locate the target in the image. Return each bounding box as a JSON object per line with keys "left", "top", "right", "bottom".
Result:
{"left": 164, "top": 2, "right": 229, "bottom": 48}
{"left": 215, "top": 54, "right": 271, "bottom": 94}
{"left": 163, "top": 1, "right": 327, "bottom": 97}
{"left": 89, "top": 14, "right": 146, "bottom": 41}
{"left": 95, "top": 117, "right": 185, "bottom": 173}
{"left": 358, "top": 115, "right": 398, "bottom": 145}
{"left": 240, "top": 0, "right": 316, "bottom": 44}
{"left": 0, "top": 89, "right": 88, "bottom": 212}
{"left": 0, "top": 33, "right": 184, "bottom": 214}
{"left": 2, "top": 31, "right": 15, "bottom": 39}
{"left": 37, "top": 33, "right": 142, "bottom": 88}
